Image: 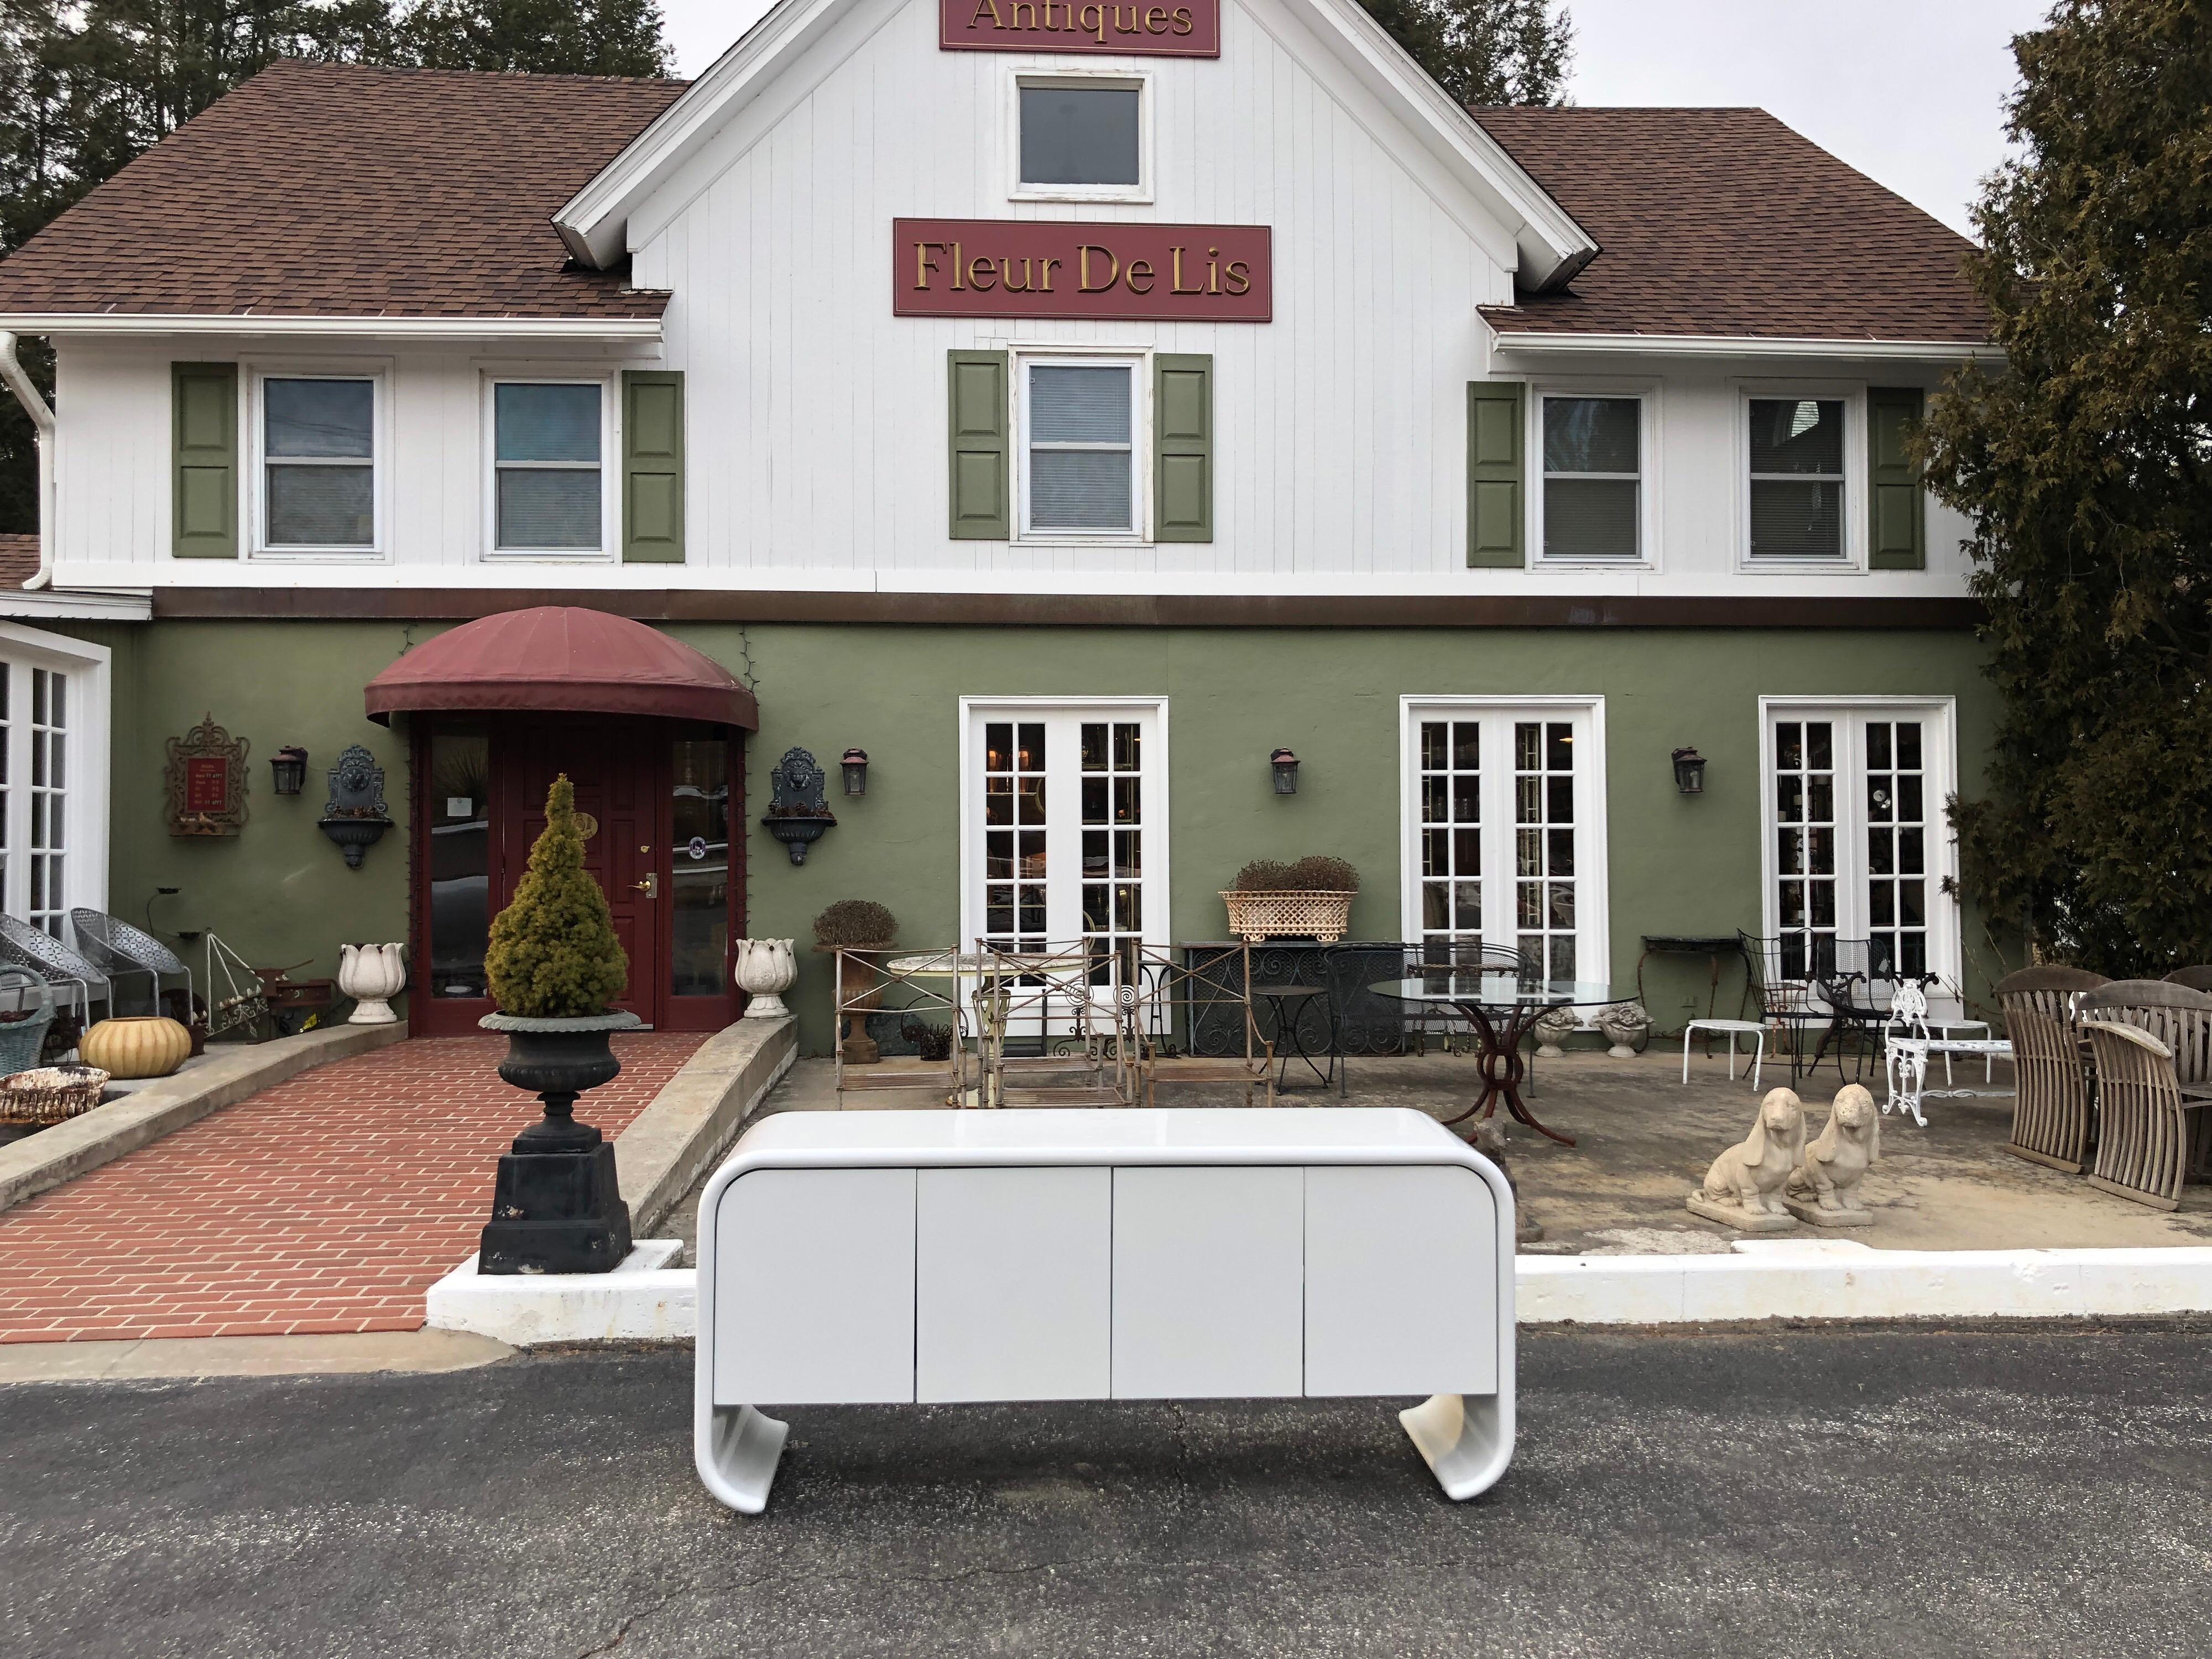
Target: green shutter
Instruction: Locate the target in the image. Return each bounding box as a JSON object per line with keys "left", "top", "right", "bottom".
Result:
{"left": 172, "top": 362, "right": 237, "bottom": 558}
{"left": 1467, "top": 380, "right": 1524, "bottom": 568}
{"left": 1154, "top": 353, "right": 1213, "bottom": 543}
{"left": 947, "top": 350, "right": 1009, "bottom": 540}
{"left": 622, "top": 371, "right": 685, "bottom": 564}
{"left": 1868, "top": 386, "right": 1925, "bottom": 570}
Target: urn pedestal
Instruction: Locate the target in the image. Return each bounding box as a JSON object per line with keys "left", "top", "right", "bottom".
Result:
{"left": 734, "top": 938, "right": 797, "bottom": 1020}
{"left": 476, "top": 1010, "right": 641, "bottom": 1275}
{"left": 338, "top": 942, "right": 406, "bottom": 1024}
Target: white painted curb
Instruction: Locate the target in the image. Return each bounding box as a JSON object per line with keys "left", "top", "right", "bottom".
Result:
{"left": 426, "top": 1240, "right": 694, "bottom": 1344}
{"left": 426, "top": 1239, "right": 2212, "bottom": 1346}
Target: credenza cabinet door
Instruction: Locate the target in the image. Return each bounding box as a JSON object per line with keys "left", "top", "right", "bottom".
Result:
{"left": 916, "top": 1166, "right": 1113, "bottom": 1402}
{"left": 713, "top": 1168, "right": 917, "bottom": 1406}
{"left": 1303, "top": 1165, "right": 1498, "bottom": 1397}
{"left": 1111, "top": 1166, "right": 1304, "bottom": 1399}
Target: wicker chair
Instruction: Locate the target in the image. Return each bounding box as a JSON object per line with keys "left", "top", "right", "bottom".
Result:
{"left": 1995, "top": 965, "right": 2108, "bottom": 1172}
{"left": 2080, "top": 1003, "right": 2212, "bottom": 1211}
{"left": 2163, "top": 965, "right": 2212, "bottom": 993}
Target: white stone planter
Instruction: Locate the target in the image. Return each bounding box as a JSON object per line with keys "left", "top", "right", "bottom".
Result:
{"left": 339, "top": 942, "right": 407, "bottom": 1025}
{"left": 735, "top": 938, "right": 797, "bottom": 1020}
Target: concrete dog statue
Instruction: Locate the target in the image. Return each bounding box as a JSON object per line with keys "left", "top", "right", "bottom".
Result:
{"left": 1688, "top": 1087, "right": 1806, "bottom": 1231}
{"left": 1785, "top": 1083, "right": 1880, "bottom": 1227}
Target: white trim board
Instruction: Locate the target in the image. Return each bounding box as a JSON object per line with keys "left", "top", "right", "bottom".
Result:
{"left": 1, "top": 315, "right": 664, "bottom": 343}
{"left": 1488, "top": 331, "right": 2003, "bottom": 364}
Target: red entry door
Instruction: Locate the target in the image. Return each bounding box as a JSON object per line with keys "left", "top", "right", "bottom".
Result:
{"left": 497, "top": 721, "right": 663, "bottom": 1027}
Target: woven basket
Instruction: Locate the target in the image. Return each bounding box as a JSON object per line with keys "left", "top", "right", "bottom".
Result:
{"left": 1219, "top": 890, "right": 1357, "bottom": 945}
{"left": 0, "top": 1063, "right": 111, "bottom": 1125}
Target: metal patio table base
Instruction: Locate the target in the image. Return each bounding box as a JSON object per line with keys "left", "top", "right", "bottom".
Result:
{"left": 1370, "top": 976, "right": 1621, "bottom": 1150}
{"left": 1252, "top": 983, "right": 1338, "bottom": 1094}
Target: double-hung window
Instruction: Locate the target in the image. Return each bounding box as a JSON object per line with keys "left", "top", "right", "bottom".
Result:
{"left": 491, "top": 381, "right": 608, "bottom": 555}
{"left": 260, "top": 376, "right": 376, "bottom": 551}
{"left": 1541, "top": 396, "right": 1641, "bottom": 559}
{"left": 1748, "top": 397, "right": 1847, "bottom": 559}
{"left": 1015, "top": 75, "right": 1146, "bottom": 201}
{"left": 1022, "top": 360, "right": 1138, "bottom": 537}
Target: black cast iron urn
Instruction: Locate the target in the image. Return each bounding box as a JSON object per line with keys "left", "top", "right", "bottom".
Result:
{"left": 476, "top": 1010, "right": 641, "bottom": 1274}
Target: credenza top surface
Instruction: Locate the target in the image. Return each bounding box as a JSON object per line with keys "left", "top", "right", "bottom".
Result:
{"left": 722, "top": 1107, "right": 1480, "bottom": 1170}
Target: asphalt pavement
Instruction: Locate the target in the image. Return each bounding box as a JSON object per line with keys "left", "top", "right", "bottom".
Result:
{"left": 6, "top": 1322, "right": 2211, "bottom": 1658}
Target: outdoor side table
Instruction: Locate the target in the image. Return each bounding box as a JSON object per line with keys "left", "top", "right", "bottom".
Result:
{"left": 695, "top": 1107, "right": 1517, "bottom": 1514}
{"left": 1370, "top": 975, "right": 1619, "bottom": 1146}
{"left": 1251, "top": 983, "right": 1337, "bottom": 1093}
{"left": 1884, "top": 1037, "right": 2015, "bottom": 1128}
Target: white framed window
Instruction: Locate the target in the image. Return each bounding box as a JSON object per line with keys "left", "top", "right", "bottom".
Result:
{"left": 958, "top": 697, "right": 1170, "bottom": 1017}
{"left": 1018, "top": 353, "right": 1146, "bottom": 540}
{"left": 1742, "top": 387, "right": 1860, "bottom": 563}
{"left": 0, "top": 623, "right": 110, "bottom": 938}
{"left": 483, "top": 377, "right": 615, "bottom": 559}
{"left": 1010, "top": 70, "right": 1151, "bottom": 204}
{"left": 250, "top": 368, "right": 388, "bottom": 557}
{"left": 1760, "top": 697, "right": 1959, "bottom": 1003}
{"left": 1537, "top": 392, "right": 1648, "bottom": 562}
{"left": 1399, "top": 696, "right": 1610, "bottom": 983}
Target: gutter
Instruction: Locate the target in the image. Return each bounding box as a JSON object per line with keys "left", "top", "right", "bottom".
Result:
{"left": 0, "top": 331, "right": 55, "bottom": 589}
{"left": 1484, "top": 327, "right": 2004, "bottom": 365}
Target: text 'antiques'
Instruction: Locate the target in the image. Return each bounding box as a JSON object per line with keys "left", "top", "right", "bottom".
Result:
{"left": 894, "top": 220, "right": 1271, "bottom": 322}
{"left": 940, "top": 0, "right": 1219, "bottom": 55}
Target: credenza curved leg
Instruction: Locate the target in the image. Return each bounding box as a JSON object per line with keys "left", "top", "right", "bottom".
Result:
{"left": 1399, "top": 1392, "right": 1509, "bottom": 1501}
{"left": 701, "top": 1402, "right": 790, "bottom": 1515}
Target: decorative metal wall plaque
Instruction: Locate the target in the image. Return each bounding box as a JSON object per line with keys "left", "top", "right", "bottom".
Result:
{"left": 760, "top": 747, "right": 837, "bottom": 865}
{"left": 165, "top": 714, "right": 249, "bottom": 837}
{"left": 319, "top": 744, "right": 394, "bottom": 869}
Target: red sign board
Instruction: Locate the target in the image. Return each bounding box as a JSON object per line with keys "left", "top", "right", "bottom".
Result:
{"left": 894, "top": 219, "right": 1270, "bottom": 322}
{"left": 941, "top": 0, "right": 1219, "bottom": 55}
{"left": 184, "top": 755, "right": 231, "bottom": 815}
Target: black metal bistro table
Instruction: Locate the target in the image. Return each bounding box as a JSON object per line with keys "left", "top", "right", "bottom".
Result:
{"left": 1251, "top": 983, "right": 1337, "bottom": 1093}
{"left": 1369, "top": 974, "right": 1619, "bottom": 1146}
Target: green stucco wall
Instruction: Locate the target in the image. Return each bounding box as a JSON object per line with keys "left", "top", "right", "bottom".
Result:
{"left": 72, "top": 618, "right": 1997, "bottom": 1055}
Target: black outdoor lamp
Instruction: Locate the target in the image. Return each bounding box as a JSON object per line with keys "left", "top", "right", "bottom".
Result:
{"left": 270, "top": 745, "right": 309, "bottom": 796}
{"left": 1271, "top": 747, "right": 1300, "bottom": 795}
{"left": 1671, "top": 746, "right": 1708, "bottom": 796}
{"left": 841, "top": 748, "right": 870, "bottom": 797}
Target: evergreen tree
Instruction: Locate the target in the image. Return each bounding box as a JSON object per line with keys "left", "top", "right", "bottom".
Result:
{"left": 395, "top": 0, "right": 670, "bottom": 76}
{"left": 1919, "top": 0, "right": 2212, "bottom": 972}
{"left": 1363, "top": 0, "right": 1572, "bottom": 107}
{"left": 484, "top": 775, "right": 630, "bottom": 1017}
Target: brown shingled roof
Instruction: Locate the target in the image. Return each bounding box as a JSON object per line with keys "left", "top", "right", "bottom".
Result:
{"left": 0, "top": 534, "right": 39, "bottom": 588}
{"left": 1470, "top": 107, "right": 1989, "bottom": 345}
{"left": 0, "top": 60, "right": 686, "bottom": 320}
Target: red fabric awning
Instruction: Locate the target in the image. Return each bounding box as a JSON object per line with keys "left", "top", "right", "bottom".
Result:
{"left": 364, "top": 607, "right": 758, "bottom": 729}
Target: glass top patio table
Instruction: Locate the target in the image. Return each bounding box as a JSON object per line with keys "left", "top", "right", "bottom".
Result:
{"left": 1369, "top": 977, "right": 1620, "bottom": 1146}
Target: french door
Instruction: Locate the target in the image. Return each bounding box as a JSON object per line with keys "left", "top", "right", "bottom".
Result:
{"left": 1763, "top": 700, "right": 1956, "bottom": 992}
{"left": 961, "top": 700, "right": 1167, "bottom": 1000}
{"left": 1400, "top": 699, "right": 1608, "bottom": 982}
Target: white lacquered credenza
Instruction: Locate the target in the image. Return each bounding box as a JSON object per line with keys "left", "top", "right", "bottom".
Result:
{"left": 694, "top": 1107, "right": 1516, "bottom": 1514}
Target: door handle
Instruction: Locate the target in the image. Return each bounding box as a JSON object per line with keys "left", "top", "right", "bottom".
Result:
{"left": 633, "top": 873, "right": 659, "bottom": 899}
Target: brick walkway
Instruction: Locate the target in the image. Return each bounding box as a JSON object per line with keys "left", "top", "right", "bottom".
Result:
{"left": 0, "top": 1033, "right": 705, "bottom": 1343}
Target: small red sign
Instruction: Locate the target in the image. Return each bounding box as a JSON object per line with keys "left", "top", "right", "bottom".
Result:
{"left": 183, "top": 755, "right": 230, "bottom": 814}
{"left": 941, "top": 0, "right": 1219, "bottom": 55}
{"left": 894, "top": 219, "right": 1270, "bottom": 322}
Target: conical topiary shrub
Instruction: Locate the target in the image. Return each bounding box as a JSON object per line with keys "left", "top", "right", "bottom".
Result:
{"left": 484, "top": 775, "right": 629, "bottom": 1018}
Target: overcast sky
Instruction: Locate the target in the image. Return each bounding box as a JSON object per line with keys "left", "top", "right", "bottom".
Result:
{"left": 655, "top": 0, "right": 2049, "bottom": 238}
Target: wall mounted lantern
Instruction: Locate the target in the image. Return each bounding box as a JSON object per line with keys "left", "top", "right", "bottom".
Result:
{"left": 841, "top": 748, "right": 870, "bottom": 797}
{"left": 1671, "top": 747, "right": 1708, "bottom": 796}
{"left": 270, "top": 745, "right": 309, "bottom": 797}
{"left": 1270, "top": 747, "right": 1300, "bottom": 795}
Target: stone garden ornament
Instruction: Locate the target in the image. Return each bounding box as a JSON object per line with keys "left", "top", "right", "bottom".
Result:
{"left": 1531, "top": 1006, "right": 1579, "bottom": 1060}
{"left": 1785, "top": 1083, "right": 1880, "bottom": 1227}
{"left": 1594, "top": 1001, "right": 1652, "bottom": 1059}
{"left": 1688, "top": 1087, "right": 1807, "bottom": 1231}
{"left": 735, "top": 938, "right": 797, "bottom": 1020}
{"left": 339, "top": 942, "right": 407, "bottom": 1025}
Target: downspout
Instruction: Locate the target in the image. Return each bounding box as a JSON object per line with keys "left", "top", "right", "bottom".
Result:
{"left": 0, "top": 331, "right": 56, "bottom": 589}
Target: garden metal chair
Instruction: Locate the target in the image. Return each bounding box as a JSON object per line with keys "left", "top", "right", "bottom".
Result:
{"left": 1995, "top": 965, "right": 2108, "bottom": 1172}
{"left": 0, "top": 914, "right": 112, "bottom": 1034}
{"left": 1739, "top": 932, "right": 1835, "bottom": 1084}
{"left": 1401, "top": 940, "right": 1538, "bottom": 1059}
{"left": 69, "top": 907, "right": 193, "bottom": 1021}
{"left": 2080, "top": 1006, "right": 2212, "bottom": 1211}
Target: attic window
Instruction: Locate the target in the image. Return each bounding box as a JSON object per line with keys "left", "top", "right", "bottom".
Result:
{"left": 1015, "top": 76, "right": 1148, "bottom": 201}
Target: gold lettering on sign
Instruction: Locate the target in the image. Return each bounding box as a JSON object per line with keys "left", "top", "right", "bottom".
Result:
{"left": 1113, "top": 3, "right": 1140, "bottom": 30}
{"left": 1171, "top": 3, "right": 1193, "bottom": 32}
{"left": 1124, "top": 257, "right": 1155, "bottom": 294}
{"left": 1041, "top": 256, "right": 1063, "bottom": 291}
{"left": 968, "top": 255, "right": 998, "bottom": 291}
{"left": 1145, "top": 3, "right": 1167, "bottom": 27}
{"left": 969, "top": 0, "right": 1004, "bottom": 23}
{"left": 1207, "top": 244, "right": 1222, "bottom": 294}
{"left": 1002, "top": 257, "right": 1035, "bottom": 292}
{"left": 1170, "top": 246, "right": 1203, "bottom": 294}
{"left": 1078, "top": 2, "right": 1105, "bottom": 43}
{"left": 1224, "top": 258, "right": 1252, "bottom": 295}
{"left": 1011, "top": 0, "right": 1037, "bottom": 25}
{"left": 914, "top": 242, "right": 943, "bottom": 289}
{"left": 1078, "top": 244, "right": 1119, "bottom": 291}
{"left": 950, "top": 241, "right": 965, "bottom": 290}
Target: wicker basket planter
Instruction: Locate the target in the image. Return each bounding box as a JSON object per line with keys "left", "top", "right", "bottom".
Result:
{"left": 1219, "top": 890, "right": 1357, "bottom": 945}
{"left": 0, "top": 1063, "right": 110, "bottom": 1125}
